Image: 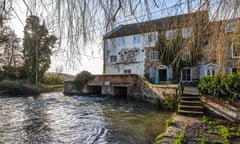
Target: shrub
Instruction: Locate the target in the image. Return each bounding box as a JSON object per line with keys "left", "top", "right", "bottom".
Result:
{"left": 74, "top": 71, "right": 95, "bottom": 91}
{"left": 41, "top": 73, "right": 64, "bottom": 84}
{"left": 198, "top": 72, "right": 240, "bottom": 102}
{"left": 0, "top": 80, "right": 40, "bottom": 95}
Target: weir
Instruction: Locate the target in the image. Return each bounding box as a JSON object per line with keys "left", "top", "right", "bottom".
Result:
{"left": 86, "top": 85, "right": 102, "bottom": 95}
{"left": 112, "top": 86, "right": 128, "bottom": 97}
{"left": 64, "top": 74, "right": 179, "bottom": 108}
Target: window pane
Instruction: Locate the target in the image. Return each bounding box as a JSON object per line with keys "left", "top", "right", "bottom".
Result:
{"left": 232, "top": 43, "right": 240, "bottom": 57}
{"left": 133, "top": 36, "right": 141, "bottom": 44}
{"left": 182, "top": 69, "right": 191, "bottom": 81}
{"left": 165, "top": 30, "right": 177, "bottom": 40}
{"left": 117, "top": 38, "right": 125, "bottom": 46}
{"left": 110, "top": 55, "right": 117, "bottom": 62}
{"left": 182, "top": 27, "right": 193, "bottom": 38}
{"left": 150, "top": 51, "right": 159, "bottom": 61}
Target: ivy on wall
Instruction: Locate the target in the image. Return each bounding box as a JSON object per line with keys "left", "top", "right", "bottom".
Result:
{"left": 155, "top": 31, "right": 203, "bottom": 73}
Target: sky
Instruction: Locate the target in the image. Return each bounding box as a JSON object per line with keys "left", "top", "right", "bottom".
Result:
{"left": 10, "top": 1, "right": 103, "bottom": 75}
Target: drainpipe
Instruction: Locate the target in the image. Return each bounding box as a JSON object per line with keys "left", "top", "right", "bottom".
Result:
{"left": 103, "top": 38, "right": 106, "bottom": 74}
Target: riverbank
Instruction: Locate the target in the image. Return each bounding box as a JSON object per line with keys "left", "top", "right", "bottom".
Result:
{"left": 0, "top": 80, "right": 40, "bottom": 96}
{"left": 155, "top": 113, "right": 240, "bottom": 144}
{"left": 0, "top": 80, "right": 64, "bottom": 96}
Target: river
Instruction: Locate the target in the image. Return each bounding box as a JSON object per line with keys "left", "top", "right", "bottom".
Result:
{"left": 0, "top": 92, "right": 172, "bottom": 144}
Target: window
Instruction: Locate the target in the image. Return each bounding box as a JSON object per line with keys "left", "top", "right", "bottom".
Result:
{"left": 150, "top": 51, "right": 159, "bottom": 61}
{"left": 124, "top": 69, "right": 131, "bottom": 74}
{"left": 182, "top": 27, "right": 193, "bottom": 38}
{"left": 232, "top": 43, "right": 240, "bottom": 58}
{"left": 117, "top": 38, "right": 125, "bottom": 47}
{"left": 182, "top": 68, "right": 192, "bottom": 82}
{"left": 181, "top": 46, "right": 190, "bottom": 60}
{"left": 133, "top": 35, "right": 141, "bottom": 44}
{"left": 110, "top": 55, "right": 117, "bottom": 62}
{"left": 232, "top": 68, "right": 240, "bottom": 74}
{"left": 225, "top": 22, "right": 236, "bottom": 33}
{"left": 165, "top": 30, "right": 177, "bottom": 40}
{"left": 147, "top": 33, "right": 156, "bottom": 43}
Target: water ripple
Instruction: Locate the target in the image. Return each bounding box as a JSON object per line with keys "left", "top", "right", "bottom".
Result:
{"left": 0, "top": 92, "right": 171, "bottom": 144}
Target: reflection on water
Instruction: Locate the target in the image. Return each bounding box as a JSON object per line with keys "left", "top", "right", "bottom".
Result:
{"left": 0, "top": 92, "right": 172, "bottom": 144}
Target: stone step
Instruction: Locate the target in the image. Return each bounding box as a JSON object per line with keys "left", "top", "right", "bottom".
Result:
{"left": 178, "top": 109, "right": 204, "bottom": 115}
{"left": 180, "top": 100, "right": 202, "bottom": 104}
{"left": 180, "top": 96, "right": 200, "bottom": 100}
{"left": 178, "top": 93, "right": 204, "bottom": 116}
{"left": 178, "top": 105, "right": 204, "bottom": 112}
{"left": 179, "top": 105, "right": 204, "bottom": 109}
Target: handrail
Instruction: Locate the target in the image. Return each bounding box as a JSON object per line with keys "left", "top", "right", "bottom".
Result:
{"left": 176, "top": 81, "right": 184, "bottom": 104}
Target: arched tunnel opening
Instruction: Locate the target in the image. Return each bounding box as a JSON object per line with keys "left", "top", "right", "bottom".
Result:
{"left": 113, "top": 86, "right": 128, "bottom": 97}
{"left": 86, "top": 86, "right": 102, "bottom": 95}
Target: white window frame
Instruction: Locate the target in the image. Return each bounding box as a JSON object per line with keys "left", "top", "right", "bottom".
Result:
{"left": 182, "top": 27, "right": 193, "bottom": 39}
{"left": 133, "top": 35, "right": 141, "bottom": 45}
{"left": 204, "top": 63, "right": 218, "bottom": 76}
{"left": 110, "top": 55, "right": 117, "bottom": 63}
{"left": 150, "top": 51, "right": 159, "bottom": 61}
{"left": 165, "top": 29, "right": 177, "bottom": 40}
{"left": 146, "top": 33, "right": 156, "bottom": 43}
{"left": 116, "top": 37, "right": 125, "bottom": 47}
{"left": 182, "top": 68, "right": 192, "bottom": 82}
{"left": 231, "top": 42, "right": 240, "bottom": 58}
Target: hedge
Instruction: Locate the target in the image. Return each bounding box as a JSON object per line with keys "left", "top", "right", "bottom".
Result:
{"left": 198, "top": 73, "right": 240, "bottom": 102}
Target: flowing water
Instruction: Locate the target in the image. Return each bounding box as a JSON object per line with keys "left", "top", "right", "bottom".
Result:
{"left": 0, "top": 92, "right": 172, "bottom": 144}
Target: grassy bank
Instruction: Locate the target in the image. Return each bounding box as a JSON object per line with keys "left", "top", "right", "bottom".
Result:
{"left": 0, "top": 80, "right": 40, "bottom": 96}
{"left": 154, "top": 114, "right": 240, "bottom": 144}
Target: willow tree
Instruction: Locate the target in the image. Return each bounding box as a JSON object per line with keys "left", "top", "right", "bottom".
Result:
{"left": 2, "top": 0, "right": 240, "bottom": 70}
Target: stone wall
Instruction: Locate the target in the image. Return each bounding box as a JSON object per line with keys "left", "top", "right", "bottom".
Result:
{"left": 131, "top": 76, "right": 178, "bottom": 108}
{"left": 201, "top": 96, "right": 240, "bottom": 122}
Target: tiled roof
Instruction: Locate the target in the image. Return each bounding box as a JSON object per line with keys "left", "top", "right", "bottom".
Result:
{"left": 104, "top": 11, "right": 208, "bottom": 39}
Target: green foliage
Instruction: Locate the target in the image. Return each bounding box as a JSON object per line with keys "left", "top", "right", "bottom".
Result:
{"left": 216, "top": 125, "right": 231, "bottom": 144}
{"left": 155, "top": 32, "right": 203, "bottom": 73}
{"left": 0, "top": 80, "right": 40, "bottom": 95}
{"left": 41, "top": 73, "right": 64, "bottom": 84}
{"left": 74, "top": 71, "right": 95, "bottom": 91}
{"left": 163, "top": 94, "right": 178, "bottom": 110}
{"left": 201, "top": 116, "right": 239, "bottom": 144}
{"left": 165, "top": 119, "right": 176, "bottom": 127}
{"left": 156, "top": 34, "right": 182, "bottom": 67}
{"left": 154, "top": 132, "right": 166, "bottom": 143}
{"left": 23, "top": 15, "right": 57, "bottom": 84}
{"left": 174, "top": 125, "right": 186, "bottom": 144}
{"left": 198, "top": 73, "right": 240, "bottom": 102}
{"left": 201, "top": 116, "right": 208, "bottom": 123}
{"left": 197, "top": 137, "right": 208, "bottom": 144}
{"left": 0, "top": 66, "right": 23, "bottom": 81}
{"left": 46, "top": 84, "right": 64, "bottom": 89}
